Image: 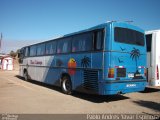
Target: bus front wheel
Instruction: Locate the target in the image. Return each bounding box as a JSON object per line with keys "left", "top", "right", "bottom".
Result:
{"left": 61, "top": 76, "right": 72, "bottom": 95}
{"left": 24, "top": 70, "right": 29, "bottom": 81}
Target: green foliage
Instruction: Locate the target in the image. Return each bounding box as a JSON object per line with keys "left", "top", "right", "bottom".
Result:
{"left": 10, "top": 49, "right": 20, "bottom": 58}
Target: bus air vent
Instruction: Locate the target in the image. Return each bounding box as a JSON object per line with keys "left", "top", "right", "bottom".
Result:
{"left": 83, "top": 70, "right": 98, "bottom": 92}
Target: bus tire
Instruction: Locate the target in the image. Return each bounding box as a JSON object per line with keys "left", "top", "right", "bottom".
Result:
{"left": 24, "top": 70, "right": 29, "bottom": 81}
{"left": 61, "top": 76, "right": 72, "bottom": 95}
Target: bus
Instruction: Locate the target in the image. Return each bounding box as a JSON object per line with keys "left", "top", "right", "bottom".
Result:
{"left": 145, "top": 30, "right": 160, "bottom": 86}
{"left": 19, "top": 22, "right": 147, "bottom": 95}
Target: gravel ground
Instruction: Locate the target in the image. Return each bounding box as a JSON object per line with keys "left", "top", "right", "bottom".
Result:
{"left": 0, "top": 70, "right": 159, "bottom": 115}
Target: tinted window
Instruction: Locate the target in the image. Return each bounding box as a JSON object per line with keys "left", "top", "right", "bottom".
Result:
{"left": 57, "top": 37, "right": 71, "bottom": 53}
{"left": 146, "top": 34, "right": 152, "bottom": 52}
{"left": 46, "top": 41, "right": 57, "bottom": 55}
{"left": 72, "top": 32, "right": 93, "bottom": 52}
{"left": 94, "top": 30, "right": 104, "bottom": 50}
{"left": 37, "top": 44, "right": 45, "bottom": 56}
{"left": 114, "top": 27, "right": 145, "bottom": 46}
{"left": 30, "top": 45, "right": 37, "bottom": 56}
{"left": 24, "top": 47, "right": 29, "bottom": 57}
{"left": 20, "top": 48, "right": 25, "bottom": 58}
{"left": 18, "top": 48, "right": 24, "bottom": 63}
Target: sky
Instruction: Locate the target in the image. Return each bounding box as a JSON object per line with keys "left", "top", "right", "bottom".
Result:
{"left": 0, "top": 0, "right": 160, "bottom": 53}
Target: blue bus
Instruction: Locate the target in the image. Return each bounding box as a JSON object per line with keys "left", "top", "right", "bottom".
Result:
{"left": 19, "top": 22, "right": 147, "bottom": 95}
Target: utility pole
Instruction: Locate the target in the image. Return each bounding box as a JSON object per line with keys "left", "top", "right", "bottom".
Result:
{"left": 0, "top": 32, "right": 2, "bottom": 52}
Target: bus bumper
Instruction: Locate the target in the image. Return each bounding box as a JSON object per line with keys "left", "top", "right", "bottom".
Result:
{"left": 99, "top": 80, "right": 147, "bottom": 95}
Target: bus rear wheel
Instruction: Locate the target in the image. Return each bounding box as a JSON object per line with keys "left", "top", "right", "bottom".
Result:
{"left": 61, "top": 76, "right": 72, "bottom": 95}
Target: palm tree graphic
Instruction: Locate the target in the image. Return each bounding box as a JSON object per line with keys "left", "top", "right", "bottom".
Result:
{"left": 81, "top": 56, "right": 90, "bottom": 68}
{"left": 130, "top": 47, "right": 140, "bottom": 70}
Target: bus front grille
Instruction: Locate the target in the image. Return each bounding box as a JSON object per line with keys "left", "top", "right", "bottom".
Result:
{"left": 83, "top": 70, "right": 98, "bottom": 92}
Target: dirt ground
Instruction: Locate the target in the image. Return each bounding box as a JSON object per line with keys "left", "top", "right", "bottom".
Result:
{"left": 0, "top": 62, "right": 160, "bottom": 116}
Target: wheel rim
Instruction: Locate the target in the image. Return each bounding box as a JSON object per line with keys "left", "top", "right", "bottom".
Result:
{"left": 62, "top": 79, "right": 71, "bottom": 92}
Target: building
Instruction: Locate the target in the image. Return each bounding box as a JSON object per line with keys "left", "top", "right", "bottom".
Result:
{"left": 0, "top": 54, "right": 14, "bottom": 70}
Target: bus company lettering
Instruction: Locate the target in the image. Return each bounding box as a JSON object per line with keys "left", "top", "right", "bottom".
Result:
{"left": 30, "top": 60, "right": 42, "bottom": 65}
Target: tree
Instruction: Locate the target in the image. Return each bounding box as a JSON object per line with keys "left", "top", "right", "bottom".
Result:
{"left": 10, "top": 50, "right": 17, "bottom": 58}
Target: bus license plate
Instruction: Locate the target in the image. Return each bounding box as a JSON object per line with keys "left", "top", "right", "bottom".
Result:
{"left": 128, "top": 73, "right": 134, "bottom": 78}
{"left": 126, "top": 84, "right": 136, "bottom": 87}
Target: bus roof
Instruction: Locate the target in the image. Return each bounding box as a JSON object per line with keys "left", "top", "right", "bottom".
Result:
{"left": 22, "top": 21, "right": 144, "bottom": 48}
{"left": 63, "top": 21, "right": 144, "bottom": 37}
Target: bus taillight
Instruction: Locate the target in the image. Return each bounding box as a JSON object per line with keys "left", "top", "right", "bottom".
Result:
{"left": 108, "top": 68, "right": 114, "bottom": 78}
{"left": 144, "top": 68, "right": 147, "bottom": 77}
{"left": 157, "top": 65, "right": 159, "bottom": 80}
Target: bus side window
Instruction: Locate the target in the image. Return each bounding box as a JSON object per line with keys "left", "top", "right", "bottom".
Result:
{"left": 37, "top": 43, "right": 45, "bottom": 56}
{"left": 72, "top": 36, "right": 79, "bottom": 52}
{"left": 57, "top": 38, "right": 71, "bottom": 54}
{"left": 62, "top": 42, "right": 68, "bottom": 53}
{"left": 57, "top": 40, "right": 63, "bottom": 54}
{"left": 94, "top": 30, "right": 104, "bottom": 50}
{"left": 24, "top": 47, "right": 29, "bottom": 57}
{"left": 46, "top": 43, "right": 50, "bottom": 54}
{"left": 52, "top": 41, "right": 57, "bottom": 54}
{"left": 72, "top": 32, "right": 93, "bottom": 52}
{"left": 30, "top": 45, "right": 37, "bottom": 56}
{"left": 18, "top": 48, "right": 24, "bottom": 63}
{"left": 63, "top": 38, "right": 71, "bottom": 53}
{"left": 46, "top": 41, "right": 57, "bottom": 55}
{"left": 20, "top": 48, "right": 24, "bottom": 58}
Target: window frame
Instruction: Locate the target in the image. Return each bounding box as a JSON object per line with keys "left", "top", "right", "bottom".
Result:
{"left": 56, "top": 37, "right": 72, "bottom": 54}
{"left": 29, "top": 45, "right": 37, "bottom": 57}
{"left": 45, "top": 41, "right": 57, "bottom": 55}
{"left": 24, "top": 47, "right": 29, "bottom": 57}
{"left": 71, "top": 29, "right": 104, "bottom": 53}
{"left": 93, "top": 29, "right": 104, "bottom": 51}
{"left": 114, "top": 27, "right": 145, "bottom": 46}
{"left": 71, "top": 31, "right": 94, "bottom": 53}
{"left": 23, "top": 28, "right": 105, "bottom": 57}
{"left": 36, "top": 43, "right": 46, "bottom": 56}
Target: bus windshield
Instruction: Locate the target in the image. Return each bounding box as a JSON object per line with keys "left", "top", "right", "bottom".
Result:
{"left": 114, "top": 27, "right": 145, "bottom": 46}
